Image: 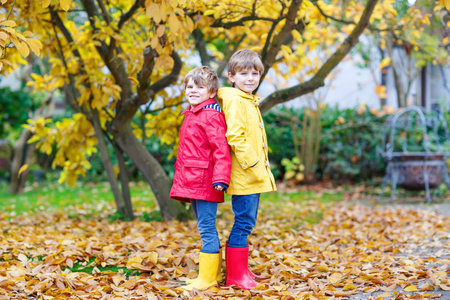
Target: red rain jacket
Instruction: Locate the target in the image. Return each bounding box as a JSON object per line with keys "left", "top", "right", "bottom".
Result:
{"left": 170, "top": 99, "right": 231, "bottom": 203}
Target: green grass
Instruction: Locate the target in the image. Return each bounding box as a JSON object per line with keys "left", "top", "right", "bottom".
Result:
{"left": 0, "top": 181, "right": 158, "bottom": 217}
{"left": 67, "top": 257, "right": 139, "bottom": 277}
{"left": 0, "top": 181, "right": 344, "bottom": 225}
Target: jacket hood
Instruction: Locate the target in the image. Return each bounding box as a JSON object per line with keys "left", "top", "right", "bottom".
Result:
{"left": 217, "top": 87, "right": 260, "bottom": 102}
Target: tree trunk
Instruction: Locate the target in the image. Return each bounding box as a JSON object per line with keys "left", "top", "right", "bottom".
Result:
{"left": 10, "top": 94, "right": 53, "bottom": 194}
{"left": 113, "top": 143, "right": 134, "bottom": 220}
{"left": 385, "top": 34, "right": 406, "bottom": 107}
{"left": 10, "top": 129, "right": 35, "bottom": 194}
{"left": 114, "top": 126, "right": 188, "bottom": 221}
{"left": 91, "top": 109, "right": 127, "bottom": 216}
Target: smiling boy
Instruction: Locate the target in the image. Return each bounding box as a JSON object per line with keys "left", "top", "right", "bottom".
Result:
{"left": 170, "top": 66, "right": 231, "bottom": 291}
{"left": 217, "top": 49, "right": 277, "bottom": 290}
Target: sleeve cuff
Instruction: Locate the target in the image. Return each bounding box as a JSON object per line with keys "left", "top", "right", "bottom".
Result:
{"left": 213, "top": 182, "right": 228, "bottom": 191}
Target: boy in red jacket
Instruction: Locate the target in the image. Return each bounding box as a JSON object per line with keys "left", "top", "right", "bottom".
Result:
{"left": 170, "top": 66, "right": 231, "bottom": 291}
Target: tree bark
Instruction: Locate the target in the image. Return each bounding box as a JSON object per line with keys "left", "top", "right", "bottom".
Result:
{"left": 259, "top": 0, "right": 380, "bottom": 113}
{"left": 10, "top": 94, "right": 53, "bottom": 194}
{"left": 113, "top": 143, "right": 134, "bottom": 220}
{"left": 385, "top": 34, "right": 405, "bottom": 107}
{"left": 10, "top": 129, "right": 35, "bottom": 194}
{"left": 91, "top": 109, "right": 128, "bottom": 215}
{"left": 113, "top": 126, "right": 188, "bottom": 221}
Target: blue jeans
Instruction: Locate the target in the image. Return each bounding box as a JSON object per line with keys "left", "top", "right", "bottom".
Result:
{"left": 191, "top": 199, "right": 220, "bottom": 253}
{"left": 228, "top": 194, "right": 260, "bottom": 247}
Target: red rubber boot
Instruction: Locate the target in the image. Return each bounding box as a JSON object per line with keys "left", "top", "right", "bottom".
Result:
{"left": 226, "top": 246, "right": 258, "bottom": 290}
{"left": 225, "top": 243, "right": 264, "bottom": 281}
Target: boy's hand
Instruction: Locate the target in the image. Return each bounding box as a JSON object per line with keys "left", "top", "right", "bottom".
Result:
{"left": 214, "top": 185, "right": 224, "bottom": 191}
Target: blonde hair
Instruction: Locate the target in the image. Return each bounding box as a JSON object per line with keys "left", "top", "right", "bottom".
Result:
{"left": 184, "top": 66, "right": 219, "bottom": 93}
{"left": 227, "top": 49, "right": 264, "bottom": 75}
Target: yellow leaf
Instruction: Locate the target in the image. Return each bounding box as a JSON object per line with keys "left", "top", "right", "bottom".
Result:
{"left": 157, "top": 25, "right": 165, "bottom": 37}
{"left": 169, "top": 0, "right": 178, "bottom": 8}
{"left": 1, "top": 0, "right": 8, "bottom": 4}
{"left": 18, "top": 164, "right": 29, "bottom": 177}
{"left": 295, "top": 173, "right": 304, "bottom": 181}
{"left": 273, "top": 285, "right": 287, "bottom": 291}
{"left": 404, "top": 285, "right": 417, "bottom": 292}
{"left": 329, "top": 272, "right": 343, "bottom": 284}
{"left": 284, "top": 170, "right": 296, "bottom": 180}
{"left": 168, "top": 13, "right": 180, "bottom": 33}
{"left": 292, "top": 29, "right": 302, "bottom": 42}
{"left": 0, "top": 32, "right": 8, "bottom": 41}
{"left": 19, "top": 41, "right": 30, "bottom": 58}
{"left": 60, "top": 0, "right": 72, "bottom": 11}
{"left": 144, "top": 252, "right": 158, "bottom": 265}
{"left": 23, "top": 31, "right": 34, "bottom": 37}
{"left": 0, "top": 20, "right": 16, "bottom": 27}
{"left": 379, "top": 57, "right": 391, "bottom": 69}
{"left": 375, "top": 84, "right": 387, "bottom": 98}
{"left": 26, "top": 39, "right": 42, "bottom": 56}
{"left": 343, "top": 284, "right": 357, "bottom": 291}
{"left": 162, "top": 288, "right": 177, "bottom": 297}
{"left": 186, "top": 16, "right": 194, "bottom": 32}
{"left": 126, "top": 256, "right": 143, "bottom": 269}
{"left": 437, "top": 271, "right": 447, "bottom": 279}
{"left": 113, "top": 164, "right": 119, "bottom": 178}
{"left": 203, "top": 10, "right": 216, "bottom": 16}
{"left": 317, "top": 265, "right": 330, "bottom": 272}
{"left": 9, "top": 35, "right": 21, "bottom": 51}
{"left": 42, "top": 0, "right": 51, "bottom": 8}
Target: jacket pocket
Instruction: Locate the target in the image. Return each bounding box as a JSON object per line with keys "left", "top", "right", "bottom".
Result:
{"left": 183, "top": 159, "right": 209, "bottom": 188}
{"left": 247, "top": 163, "right": 265, "bottom": 184}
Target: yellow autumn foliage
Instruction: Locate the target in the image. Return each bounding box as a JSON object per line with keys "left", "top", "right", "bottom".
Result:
{"left": 4, "top": 0, "right": 449, "bottom": 188}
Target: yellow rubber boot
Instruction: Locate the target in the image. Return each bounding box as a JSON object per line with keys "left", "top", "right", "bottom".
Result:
{"left": 216, "top": 247, "right": 223, "bottom": 283}
{"left": 183, "top": 252, "right": 220, "bottom": 291}
{"left": 186, "top": 248, "right": 223, "bottom": 284}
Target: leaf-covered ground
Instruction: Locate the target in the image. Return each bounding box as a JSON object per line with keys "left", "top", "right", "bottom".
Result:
{"left": 0, "top": 186, "right": 449, "bottom": 299}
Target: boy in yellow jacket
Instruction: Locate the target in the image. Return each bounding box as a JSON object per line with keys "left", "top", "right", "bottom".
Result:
{"left": 217, "top": 49, "right": 277, "bottom": 290}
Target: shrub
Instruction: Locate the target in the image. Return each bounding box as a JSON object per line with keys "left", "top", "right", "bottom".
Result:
{"left": 264, "top": 105, "right": 392, "bottom": 183}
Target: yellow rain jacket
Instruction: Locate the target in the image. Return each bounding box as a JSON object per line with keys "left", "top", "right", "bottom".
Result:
{"left": 217, "top": 87, "right": 277, "bottom": 195}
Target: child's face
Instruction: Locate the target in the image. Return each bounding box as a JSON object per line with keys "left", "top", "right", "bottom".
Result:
{"left": 185, "top": 78, "right": 216, "bottom": 107}
{"left": 228, "top": 68, "right": 261, "bottom": 94}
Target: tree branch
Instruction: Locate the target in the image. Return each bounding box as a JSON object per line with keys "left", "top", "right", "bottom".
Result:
{"left": 111, "top": 50, "right": 182, "bottom": 132}
{"left": 148, "top": 51, "right": 182, "bottom": 97}
{"left": 97, "top": 0, "right": 111, "bottom": 25}
{"left": 217, "top": 33, "right": 247, "bottom": 79}
{"left": 259, "top": 0, "right": 380, "bottom": 113}
{"left": 193, "top": 29, "right": 211, "bottom": 67}
{"left": 118, "top": 0, "right": 144, "bottom": 30}
{"left": 313, "top": 0, "right": 389, "bottom": 32}
{"left": 137, "top": 46, "right": 158, "bottom": 102}
{"left": 260, "top": 8, "right": 286, "bottom": 62}
{"left": 80, "top": 0, "right": 132, "bottom": 102}
{"left": 211, "top": 15, "right": 280, "bottom": 29}
{"left": 260, "top": 0, "right": 303, "bottom": 81}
